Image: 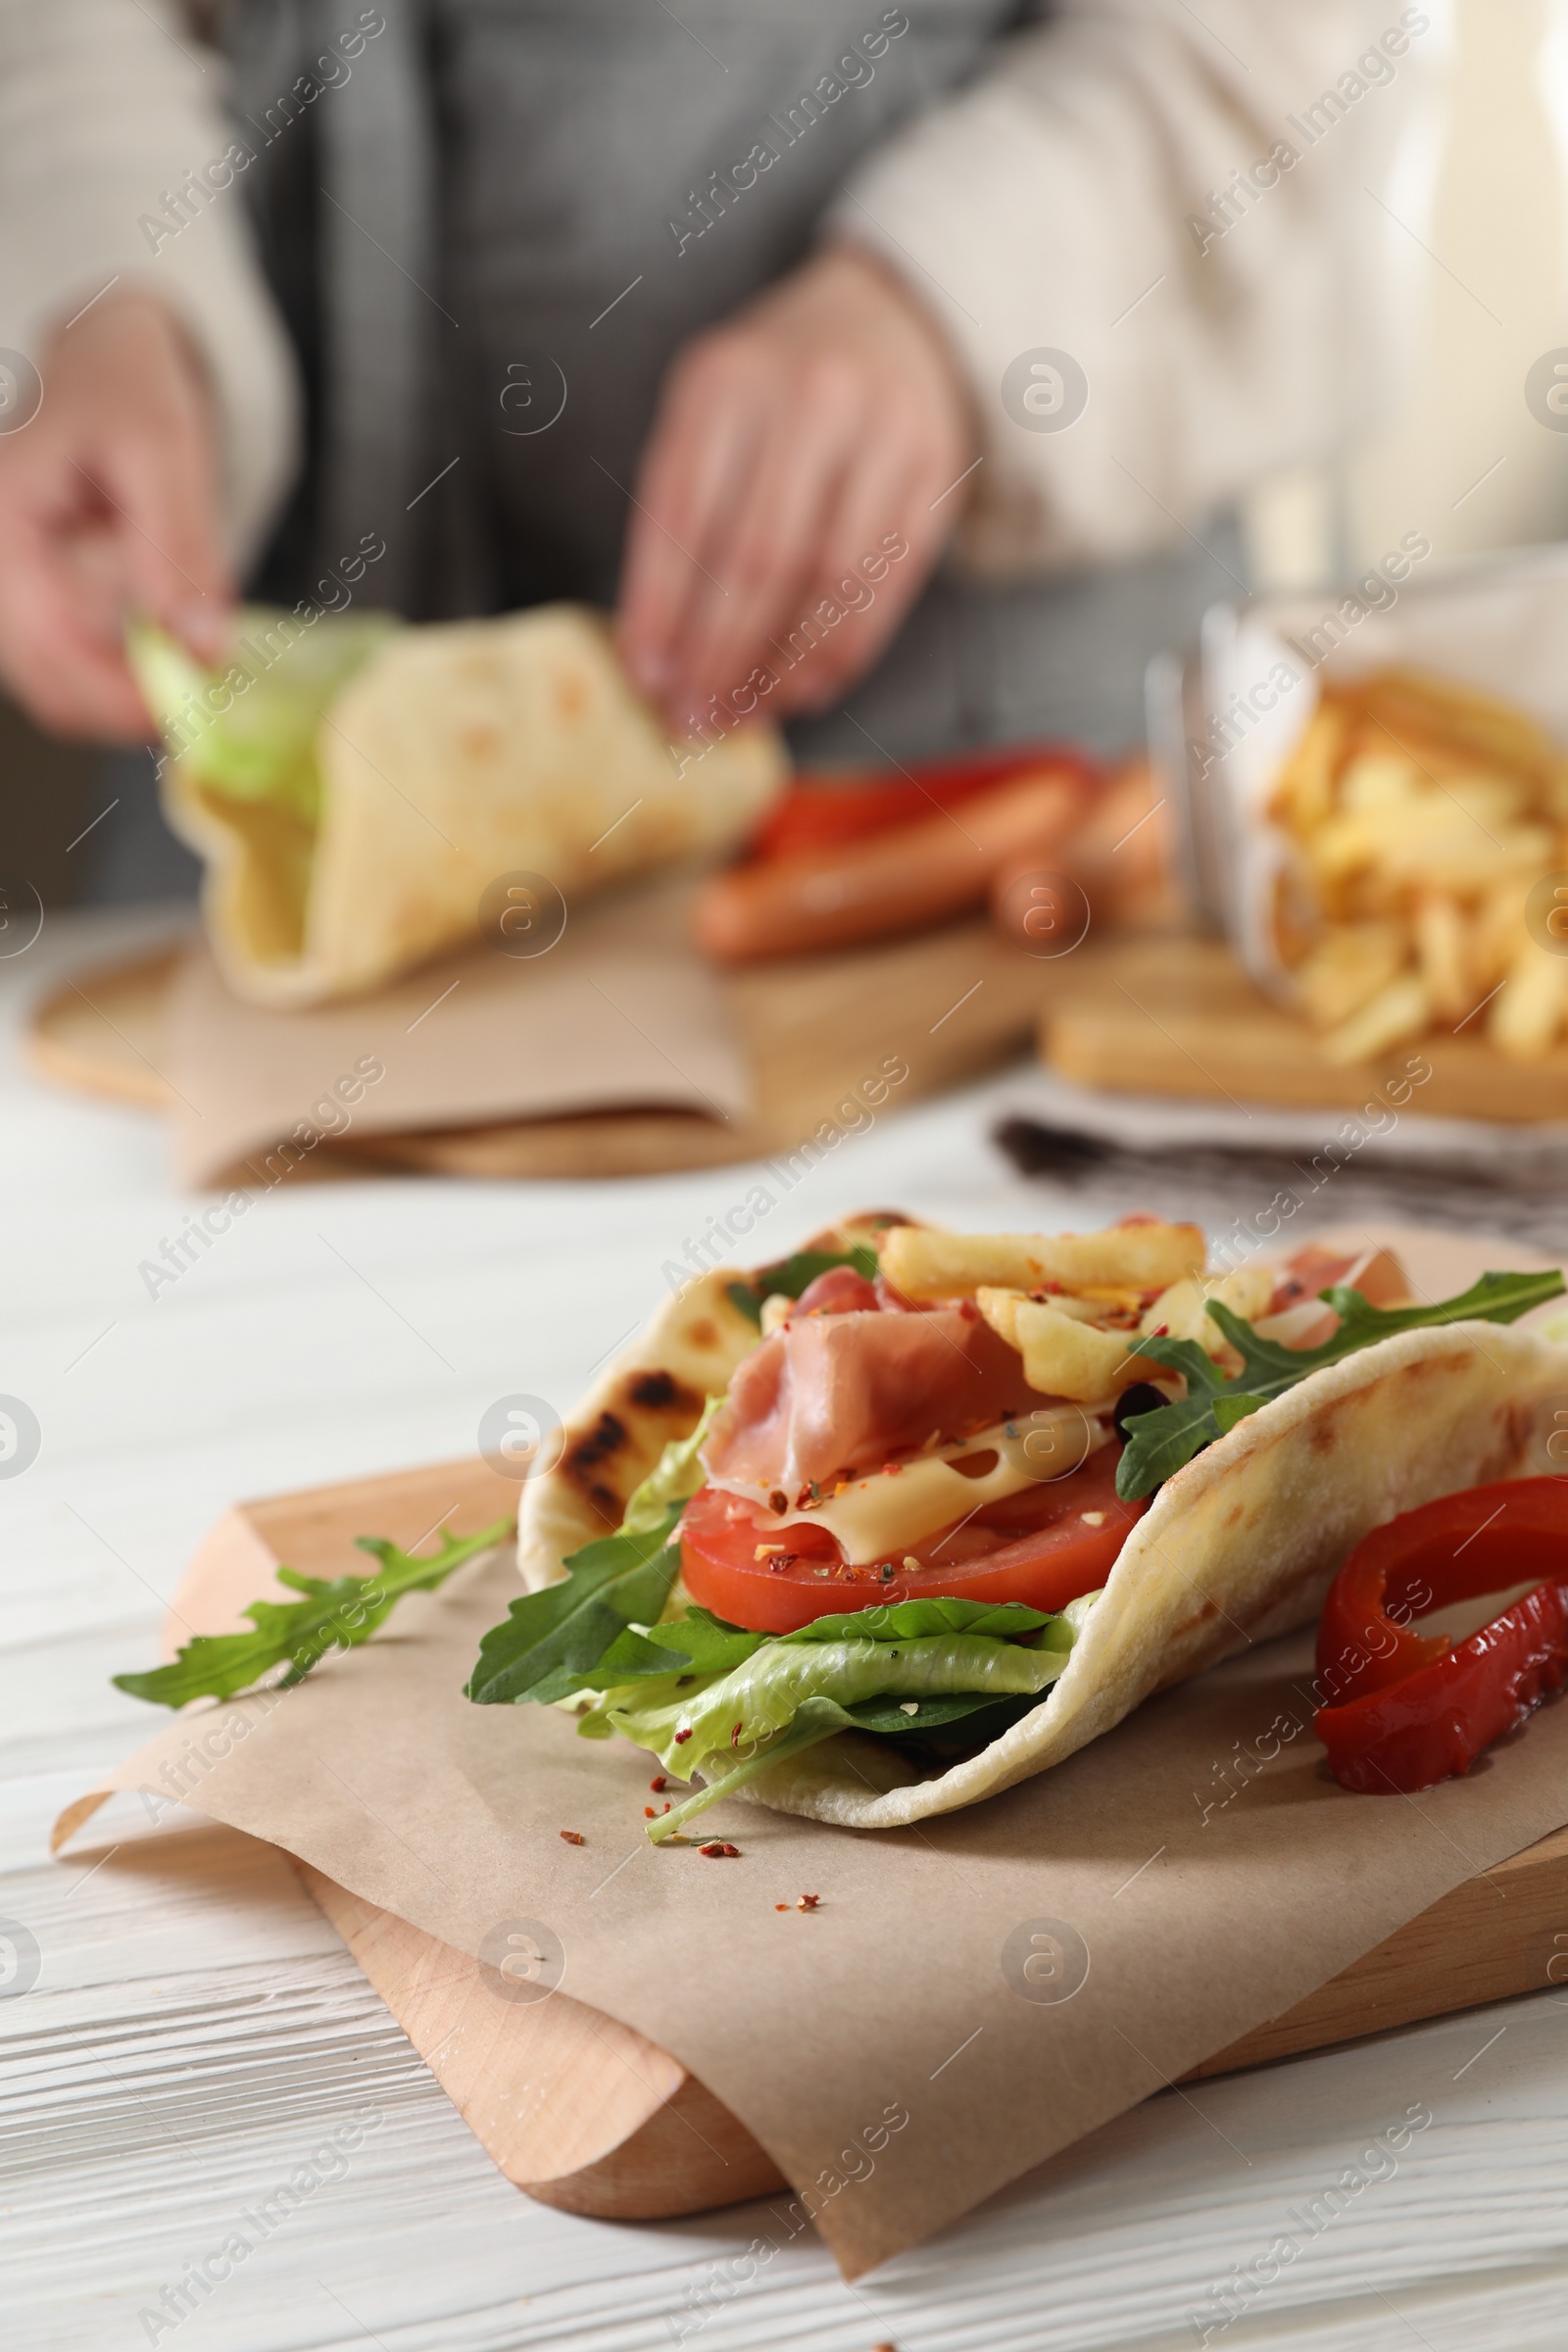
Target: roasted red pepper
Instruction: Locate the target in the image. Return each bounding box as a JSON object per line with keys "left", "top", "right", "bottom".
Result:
{"left": 1314, "top": 1477, "right": 1568, "bottom": 1793}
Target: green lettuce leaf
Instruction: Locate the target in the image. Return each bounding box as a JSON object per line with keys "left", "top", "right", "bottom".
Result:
{"left": 127, "top": 607, "right": 397, "bottom": 826}
{"left": 1116, "top": 1268, "right": 1566, "bottom": 1500}
{"left": 113, "top": 1519, "right": 511, "bottom": 1708}
{"left": 650, "top": 1694, "right": 860, "bottom": 1837}
{"left": 638, "top": 1591, "right": 1105, "bottom": 1837}
{"left": 583, "top": 1629, "right": 1070, "bottom": 1782}
{"left": 620, "top": 1396, "right": 725, "bottom": 1535}
{"left": 648, "top": 1686, "right": 1059, "bottom": 1843}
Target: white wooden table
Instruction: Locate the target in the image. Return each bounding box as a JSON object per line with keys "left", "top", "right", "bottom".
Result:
{"left": 5, "top": 907, "right": 1568, "bottom": 2352}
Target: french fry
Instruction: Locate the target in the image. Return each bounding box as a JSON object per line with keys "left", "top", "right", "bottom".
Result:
{"left": 975, "top": 1288, "right": 1022, "bottom": 1346}
{"left": 1270, "top": 703, "right": 1348, "bottom": 833}
{"left": 1140, "top": 1265, "right": 1275, "bottom": 1357}
{"left": 881, "top": 1221, "right": 1205, "bottom": 1302}
{"left": 1319, "top": 973, "right": 1431, "bottom": 1066}
{"left": 1339, "top": 753, "right": 1424, "bottom": 813}
{"left": 1353, "top": 666, "right": 1559, "bottom": 778}
{"left": 995, "top": 1298, "right": 1164, "bottom": 1404}
{"left": 1413, "top": 891, "right": 1475, "bottom": 1024}
{"left": 1489, "top": 942, "right": 1567, "bottom": 1061}
{"left": 1294, "top": 923, "right": 1406, "bottom": 1027}
{"left": 1271, "top": 666, "right": 1568, "bottom": 1068}
{"left": 1431, "top": 774, "right": 1529, "bottom": 829}
{"left": 1473, "top": 877, "right": 1532, "bottom": 990}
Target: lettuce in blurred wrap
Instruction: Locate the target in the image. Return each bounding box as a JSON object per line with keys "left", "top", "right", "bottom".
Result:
{"left": 130, "top": 602, "right": 786, "bottom": 1008}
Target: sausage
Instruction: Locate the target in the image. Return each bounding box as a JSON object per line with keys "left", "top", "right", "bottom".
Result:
{"left": 693, "top": 769, "right": 1090, "bottom": 962}
{"left": 991, "top": 759, "right": 1176, "bottom": 949}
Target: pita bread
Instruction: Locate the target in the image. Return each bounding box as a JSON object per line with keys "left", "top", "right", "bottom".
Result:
{"left": 520, "top": 1228, "right": 1568, "bottom": 1829}
{"left": 517, "top": 1215, "right": 894, "bottom": 1590}
{"left": 163, "top": 604, "right": 785, "bottom": 1007}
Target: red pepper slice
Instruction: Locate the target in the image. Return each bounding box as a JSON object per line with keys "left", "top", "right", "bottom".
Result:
{"left": 1314, "top": 1477, "right": 1568, "bottom": 1793}
{"left": 748, "top": 743, "right": 1101, "bottom": 863}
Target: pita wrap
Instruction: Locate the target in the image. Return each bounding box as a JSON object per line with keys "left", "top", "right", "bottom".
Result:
{"left": 514, "top": 1217, "right": 1568, "bottom": 1831}
{"left": 146, "top": 603, "right": 785, "bottom": 1008}
{"left": 517, "top": 1214, "right": 900, "bottom": 1589}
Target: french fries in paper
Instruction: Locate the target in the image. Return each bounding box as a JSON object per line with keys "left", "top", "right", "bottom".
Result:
{"left": 1267, "top": 666, "right": 1568, "bottom": 1062}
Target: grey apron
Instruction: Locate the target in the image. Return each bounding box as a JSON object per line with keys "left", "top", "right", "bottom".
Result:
{"left": 219, "top": 0, "right": 1243, "bottom": 760}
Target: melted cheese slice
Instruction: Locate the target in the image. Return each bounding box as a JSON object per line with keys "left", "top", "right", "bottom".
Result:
{"left": 710, "top": 1411, "right": 1111, "bottom": 1565}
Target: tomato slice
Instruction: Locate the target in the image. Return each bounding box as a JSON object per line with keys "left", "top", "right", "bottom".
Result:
{"left": 680, "top": 1442, "right": 1147, "bottom": 1634}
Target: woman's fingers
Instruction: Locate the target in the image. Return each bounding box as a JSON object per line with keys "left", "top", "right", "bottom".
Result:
{"left": 662, "top": 357, "right": 867, "bottom": 726}
{"left": 105, "top": 396, "right": 230, "bottom": 662}
{"left": 763, "top": 442, "right": 928, "bottom": 717}
{"left": 0, "top": 505, "right": 157, "bottom": 739}
{"left": 616, "top": 338, "right": 773, "bottom": 705}
{"left": 618, "top": 244, "right": 976, "bottom": 739}
{"left": 0, "top": 294, "right": 230, "bottom": 740}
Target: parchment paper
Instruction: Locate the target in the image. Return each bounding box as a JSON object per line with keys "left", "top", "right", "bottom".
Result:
{"left": 165, "top": 874, "right": 750, "bottom": 1187}
{"left": 56, "top": 1225, "right": 1568, "bottom": 2277}
{"left": 58, "top": 1571, "right": 1568, "bottom": 2278}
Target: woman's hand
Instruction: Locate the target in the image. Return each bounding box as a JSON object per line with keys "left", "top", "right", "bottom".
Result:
{"left": 0, "top": 292, "right": 230, "bottom": 742}
{"left": 617, "top": 243, "right": 975, "bottom": 735}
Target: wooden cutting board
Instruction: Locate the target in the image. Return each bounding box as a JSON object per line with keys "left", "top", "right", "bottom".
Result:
{"left": 1040, "top": 932, "right": 1568, "bottom": 1122}
{"left": 34, "top": 924, "right": 1568, "bottom": 1177}
{"left": 25, "top": 918, "right": 1056, "bottom": 1182}
{"left": 165, "top": 1454, "right": 1568, "bottom": 2222}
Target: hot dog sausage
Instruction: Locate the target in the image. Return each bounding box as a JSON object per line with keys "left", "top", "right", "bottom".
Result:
{"left": 694, "top": 769, "right": 1089, "bottom": 962}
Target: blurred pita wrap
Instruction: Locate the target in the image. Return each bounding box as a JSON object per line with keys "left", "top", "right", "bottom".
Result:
{"left": 135, "top": 603, "right": 785, "bottom": 1008}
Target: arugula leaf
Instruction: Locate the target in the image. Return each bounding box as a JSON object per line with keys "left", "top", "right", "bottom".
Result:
{"left": 725, "top": 1245, "right": 878, "bottom": 1327}
{"left": 1116, "top": 1268, "right": 1566, "bottom": 1501}
{"left": 113, "top": 1519, "right": 511, "bottom": 1709}
{"left": 465, "top": 1504, "right": 685, "bottom": 1705}
{"left": 844, "top": 1690, "right": 1040, "bottom": 1734}
{"left": 600, "top": 1608, "right": 763, "bottom": 1682}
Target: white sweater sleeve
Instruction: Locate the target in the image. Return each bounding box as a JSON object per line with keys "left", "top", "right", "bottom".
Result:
{"left": 0, "top": 0, "right": 299, "bottom": 568}
{"left": 833, "top": 1, "right": 1428, "bottom": 576}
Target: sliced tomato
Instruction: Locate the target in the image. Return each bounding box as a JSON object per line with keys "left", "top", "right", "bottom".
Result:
{"left": 680, "top": 1442, "right": 1147, "bottom": 1634}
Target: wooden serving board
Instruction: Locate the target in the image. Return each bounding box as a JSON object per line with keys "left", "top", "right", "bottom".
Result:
{"left": 166, "top": 1455, "right": 1568, "bottom": 2222}
{"left": 26, "top": 917, "right": 1056, "bottom": 1182}
{"left": 1041, "top": 932, "right": 1568, "bottom": 1122}
{"left": 35, "top": 924, "right": 1568, "bottom": 1175}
